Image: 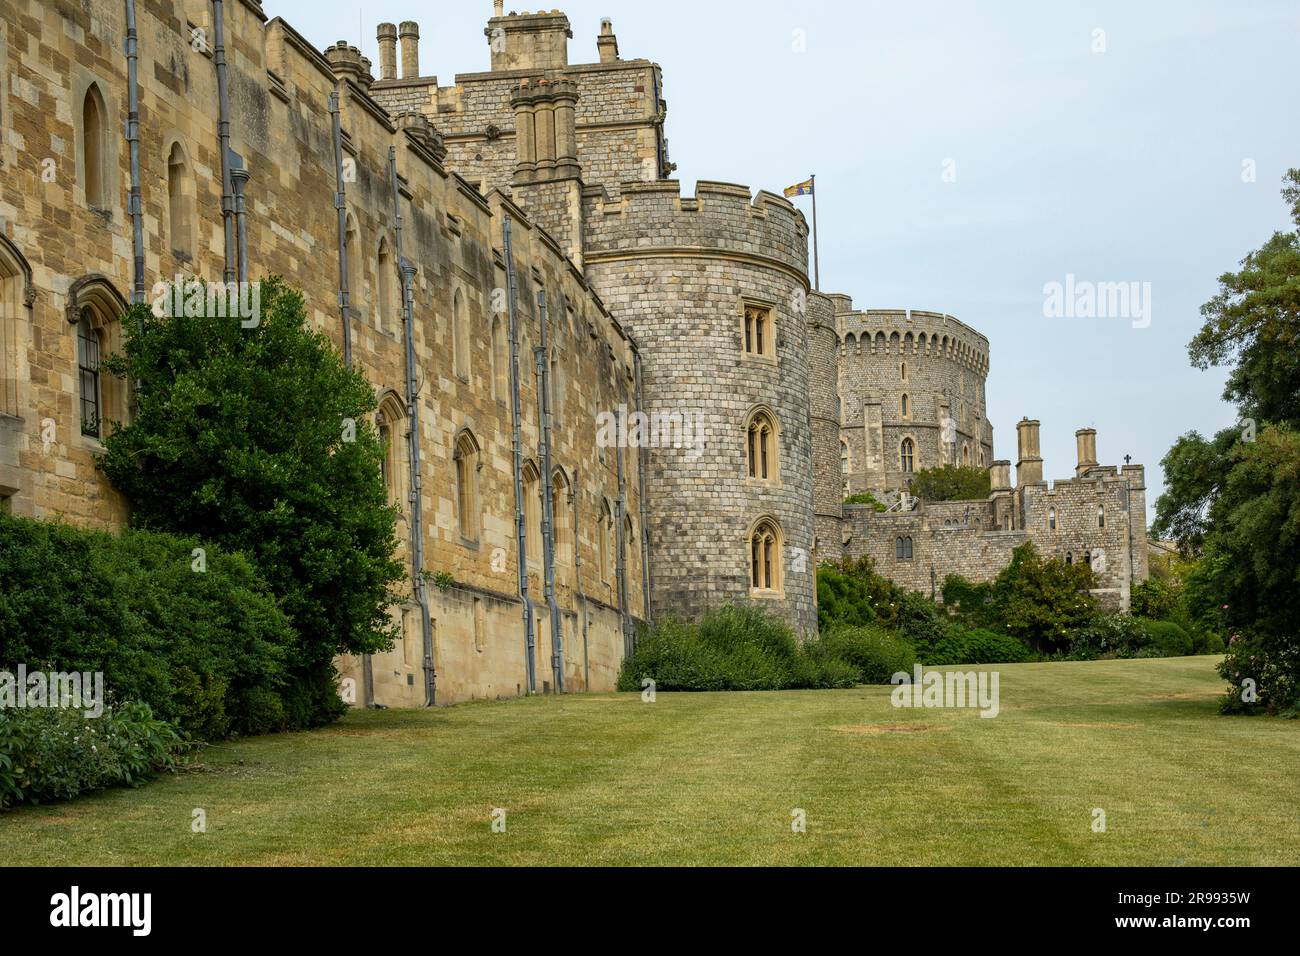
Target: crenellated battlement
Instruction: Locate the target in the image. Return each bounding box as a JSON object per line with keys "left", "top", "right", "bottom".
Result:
{"left": 582, "top": 180, "right": 810, "bottom": 278}
{"left": 836, "top": 306, "right": 990, "bottom": 375}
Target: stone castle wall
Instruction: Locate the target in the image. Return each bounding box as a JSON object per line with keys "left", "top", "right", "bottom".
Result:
{"left": 843, "top": 459, "right": 1148, "bottom": 610}
{"left": 0, "top": 0, "right": 645, "bottom": 705}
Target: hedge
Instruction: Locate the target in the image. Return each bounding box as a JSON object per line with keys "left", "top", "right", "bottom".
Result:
{"left": 0, "top": 512, "right": 297, "bottom": 739}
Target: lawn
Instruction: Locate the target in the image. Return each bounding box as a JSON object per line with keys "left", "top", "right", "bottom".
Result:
{"left": 1, "top": 656, "right": 1296, "bottom": 865}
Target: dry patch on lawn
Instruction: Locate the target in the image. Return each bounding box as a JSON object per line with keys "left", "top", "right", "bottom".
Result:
{"left": 831, "top": 724, "right": 942, "bottom": 735}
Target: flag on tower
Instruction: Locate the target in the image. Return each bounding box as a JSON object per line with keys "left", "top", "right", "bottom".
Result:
{"left": 783, "top": 175, "right": 821, "bottom": 290}
{"left": 784, "top": 178, "right": 814, "bottom": 198}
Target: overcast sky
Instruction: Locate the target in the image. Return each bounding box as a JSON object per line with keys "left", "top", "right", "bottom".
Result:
{"left": 272, "top": 0, "right": 1300, "bottom": 520}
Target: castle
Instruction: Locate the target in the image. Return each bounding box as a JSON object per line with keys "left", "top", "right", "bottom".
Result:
{"left": 0, "top": 1, "right": 1147, "bottom": 707}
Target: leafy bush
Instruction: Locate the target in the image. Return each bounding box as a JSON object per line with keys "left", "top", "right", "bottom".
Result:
{"left": 99, "top": 278, "right": 405, "bottom": 729}
{"left": 843, "top": 493, "right": 886, "bottom": 511}
{"left": 1066, "top": 612, "right": 1148, "bottom": 659}
{"left": 618, "top": 605, "right": 857, "bottom": 692}
{"left": 1138, "top": 619, "right": 1194, "bottom": 658}
{"left": 1131, "top": 578, "right": 1181, "bottom": 621}
{"left": 1194, "top": 630, "right": 1226, "bottom": 655}
{"left": 1218, "top": 631, "right": 1300, "bottom": 716}
{"left": 925, "top": 628, "right": 1033, "bottom": 666}
{"left": 0, "top": 512, "right": 296, "bottom": 739}
{"left": 892, "top": 591, "right": 958, "bottom": 658}
{"left": 941, "top": 575, "right": 997, "bottom": 628}
{"left": 908, "top": 465, "right": 990, "bottom": 502}
{"left": 806, "top": 625, "right": 916, "bottom": 684}
{"left": 815, "top": 558, "right": 896, "bottom": 632}
{"left": 0, "top": 702, "right": 182, "bottom": 809}
{"left": 989, "top": 543, "right": 1098, "bottom": 652}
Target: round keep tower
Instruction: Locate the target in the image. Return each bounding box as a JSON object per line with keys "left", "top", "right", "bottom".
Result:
{"left": 582, "top": 180, "right": 817, "bottom": 633}
{"left": 807, "top": 291, "right": 843, "bottom": 565}
{"left": 832, "top": 297, "right": 993, "bottom": 495}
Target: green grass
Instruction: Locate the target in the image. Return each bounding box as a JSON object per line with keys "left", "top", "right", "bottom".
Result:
{"left": 2, "top": 656, "right": 1296, "bottom": 865}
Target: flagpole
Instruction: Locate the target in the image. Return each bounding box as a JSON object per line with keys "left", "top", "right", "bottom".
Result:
{"left": 810, "top": 173, "right": 820, "bottom": 292}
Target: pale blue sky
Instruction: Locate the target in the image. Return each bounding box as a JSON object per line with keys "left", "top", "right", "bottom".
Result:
{"left": 273, "top": 0, "right": 1300, "bottom": 519}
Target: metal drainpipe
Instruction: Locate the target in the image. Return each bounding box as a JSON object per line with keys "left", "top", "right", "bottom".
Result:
{"left": 123, "top": 0, "right": 144, "bottom": 310}
{"left": 633, "top": 351, "right": 651, "bottom": 633}
{"left": 231, "top": 163, "right": 249, "bottom": 284}
{"left": 210, "top": 0, "right": 236, "bottom": 285}
{"left": 615, "top": 431, "right": 631, "bottom": 658}
{"left": 503, "top": 216, "right": 536, "bottom": 694}
{"left": 535, "top": 290, "right": 563, "bottom": 693}
{"left": 388, "top": 146, "right": 435, "bottom": 706}
{"left": 328, "top": 92, "right": 353, "bottom": 368}
{"left": 328, "top": 93, "right": 366, "bottom": 702}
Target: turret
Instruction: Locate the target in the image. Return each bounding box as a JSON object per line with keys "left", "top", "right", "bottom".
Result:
{"left": 487, "top": 9, "right": 572, "bottom": 72}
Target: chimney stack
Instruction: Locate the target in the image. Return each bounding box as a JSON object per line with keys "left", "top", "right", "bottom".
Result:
{"left": 494, "top": 0, "right": 504, "bottom": 15}
{"left": 1016, "top": 417, "right": 1043, "bottom": 486}
{"left": 598, "top": 18, "right": 620, "bottom": 63}
{"left": 399, "top": 21, "right": 420, "bottom": 79}
{"left": 377, "top": 23, "right": 398, "bottom": 81}
{"left": 989, "top": 460, "right": 1012, "bottom": 492}
{"left": 1075, "top": 428, "right": 1098, "bottom": 477}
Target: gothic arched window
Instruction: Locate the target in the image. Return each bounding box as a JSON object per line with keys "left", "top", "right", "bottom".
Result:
{"left": 454, "top": 429, "right": 481, "bottom": 542}
{"left": 81, "top": 84, "right": 109, "bottom": 209}
{"left": 900, "top": 438, "right": 914, "bottom": 473}
{"left": 746, "top": 409, "right": 777, "bottom": 480}
{"left": 750, "top": 518, "right": 782, "bottom": 593}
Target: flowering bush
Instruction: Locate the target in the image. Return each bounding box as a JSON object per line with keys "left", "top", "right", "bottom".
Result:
{"left": 0, "top": 702, "right": 182, "bottom": 809}
{"left": 1218, "top": 632, "right": 1300, "bottom": 716}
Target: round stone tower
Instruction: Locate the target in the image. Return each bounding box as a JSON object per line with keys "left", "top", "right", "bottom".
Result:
{"left": 832, "top": 297, "right": 993, "bottom": 495}
{"left": 582, "top": 180, "right": 817, "bottom": 633}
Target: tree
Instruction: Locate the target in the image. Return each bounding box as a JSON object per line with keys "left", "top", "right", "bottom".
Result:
{"left": 1151, "top": 426, "right": 1241, "bottom": 555}
{"left": 1154, "top": 170, "right": 1300, "bottom": 713}
{"left": 1189, "top": 168, "right": 1300, "bottom": 427}
{"left": 908, "top": 465, "right": 990, "bottom": 502}
{"left": 99, "top": 278, "right": 404, "bottom": 728}
{"left": 989, "top": 543, "right": 1097, "bottom": 652}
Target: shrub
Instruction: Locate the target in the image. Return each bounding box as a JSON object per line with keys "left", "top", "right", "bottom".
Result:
{"left": 1218, "top": 631, "right": 1300, "bottom": 715}
{"left": 1138, "top": 619, "right": 1194, "bottom": 657}
{"left": 1131, "top": 578, "right": 1181, "bottom": 621}
{"left": 925, "top": 628, "right": 1033, "bottom": 666}
{"left": 815, "top": 558, "right": 897, "bottom": 632}
{"left": 618, "top": 605, "right": 856, "bottom": 692}
{"left": 1067, "top": 612, "right": 1149, "bottom": 659}
{"left": 1195, "top": 630, "right": 1227, "bottom": 655}
{"left": 843, "top": 493, "right": 886, "bottom": 511}
{"left": 807, "top": 625, "right": 916, "bottom": 684}
{"left": 0, "top": 702, "right": 183, "bottom": 809}
{"left": 991, "top": 543, "right": 1098, "bottom": 652}
{"left": 0, "top": 512, "right": 296, "bottom": 739}
{"left": 907, "top": 465, "right": 990, "bottom": 502}
{"left": 941, "top": 575, "right": 997, "bottom": 628}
